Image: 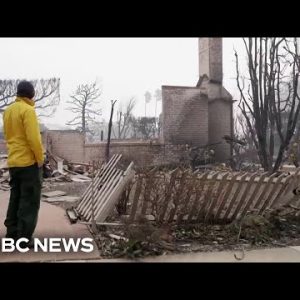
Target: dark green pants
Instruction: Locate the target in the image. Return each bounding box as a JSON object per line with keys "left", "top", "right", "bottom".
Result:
{"left": 4, "top": 164, "right": 43, "bottom": 240}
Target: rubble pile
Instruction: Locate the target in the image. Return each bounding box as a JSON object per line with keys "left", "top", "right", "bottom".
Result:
{"left": 43, "top": 151, "right": 93, "bottom": 183}
{"left": 0, "top": 154, "right": 10, "bottom": 191}
{"left": 0, "top": 152, "right": 94, "bottom": 191}
{"left": 94, "top": 212, "right": 300, "bottom": 259}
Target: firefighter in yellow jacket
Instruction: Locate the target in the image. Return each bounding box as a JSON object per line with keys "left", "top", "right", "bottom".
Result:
{"left": 3, "top": 81, "right": 44, "bottom": 247}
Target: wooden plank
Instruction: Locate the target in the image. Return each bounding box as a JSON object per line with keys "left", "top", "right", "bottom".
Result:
{"left": 230, "top": 172, "right": 258, "bottom": 220}
{"left": 42, "top": 196, "right": 80, "bottom": 203}
{"left": 272, "top": 172, "right": 300, "bottom": 208}
{"left": 96, "top": 163, "right": 135, "bottom": 222}
{"left": 85, "top": 169, "right": 123, "bottom": 220}
{"left": 93, "top": 163, "right": 134, "bottom": 221}
{"left": 168, "top": 171, "right": 189, "bottom": 222}
{"left": 80, "top": 166, "right": 122, "bottom": 218}
{"left": 222, "top": 173, "right": 248, "bottom": 220}
{"left": 92, "top": 170, "right": 124, "bottom": 218}
{"left": 129, "top": 177, "right": 143, "bottom": 222}
{"left": 77, "top": 161, "right": 106, "bottom": 209}
{"left": 204, "top": 172, "right": 230, "bottom": 221}
{"left": 270, "top": 174, "right": 294, "bottom": 208}
{"left": 187, "top": 172, "right": 210, "bottom": 222}
{"left": 66, "top": 208, "right": 78, "bottom": 224}
{"left": 158, "top": 168, "right": 180, "bottom": 222}
{"left": 259, "top": 174, "right": 286, "bottom": 214}
{"left": 84, "top": 171, "right": 123, "bottom": 221}
{"left": 214, "top": 172, "right": 241, "bottom": 220}
{"left": 42, "top": 190, "right": 67, "bottom": 198}
{"left": 78, "top": 154, "right": 120, "bottom": 209}
{"left": 197, "top": 172, "right": 220, "bottom": 221}
{"left": 77, "top": 154, "right": 120, "bottom": 211}
{"left": 239, "top": 172, "right": 269, "bottom": 218}
{"left": 176, "top": 173, "right": 199, "bottom": 224}
{"left": 78, "top": 157, "right": 122, "bottom": 216}
{"left": 141, "top": 168, "right": 157, "bottom": 216}
{"left": 68, "top": 162, "right": 93, "bottom": 166}
{"left": 252, "top": 173, "right": 277, "bottom": 211}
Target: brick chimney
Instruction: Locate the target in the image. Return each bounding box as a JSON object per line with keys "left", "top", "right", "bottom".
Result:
{"left": 198, "top": 38, "right": 223, "bottom": 84}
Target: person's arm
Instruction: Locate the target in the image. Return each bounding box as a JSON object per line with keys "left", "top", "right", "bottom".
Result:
{"left": 23, "top": 108, "right": 44, "bottom": 167}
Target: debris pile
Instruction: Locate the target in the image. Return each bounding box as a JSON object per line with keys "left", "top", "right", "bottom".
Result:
{"left": 94, "top": 212, "right": 300, "bottom": 259}
{"left": 44, "top": 151, "right": 93, "bottom": 183}
{"left": 0, "top": 154, "right": 10, "bottom": 191}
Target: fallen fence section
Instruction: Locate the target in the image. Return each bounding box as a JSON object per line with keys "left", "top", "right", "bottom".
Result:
{"left": 76, "top": 154, "right": 135, "bottom": 223}
{"left": 127, "top": 169, "right": 300, "bottom": 224}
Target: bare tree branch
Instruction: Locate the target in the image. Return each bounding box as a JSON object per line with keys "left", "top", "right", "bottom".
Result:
{"left": 236, "top": 37, "right": 300, "bottom": 173}
{"left": 65, "top": 81, "right": 102, "bottom": 135}
{"left": 0, "top": 78, "right": 60, "bottom": 117}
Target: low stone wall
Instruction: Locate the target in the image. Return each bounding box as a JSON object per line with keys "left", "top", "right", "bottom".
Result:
{"left": 84, "top": 141, "right": 189, "bottom": 167}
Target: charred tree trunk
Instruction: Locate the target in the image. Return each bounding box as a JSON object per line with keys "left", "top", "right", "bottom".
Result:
{"left": 236, "top": 38, "right": 300, "bottom": 173}
{"left": 105, "top": 100, "right": 117, "bottom": 162}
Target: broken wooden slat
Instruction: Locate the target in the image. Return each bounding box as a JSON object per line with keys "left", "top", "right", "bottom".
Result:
{"left": 77, "top": 154, "right": 120, "bottom": 210}
{"left": 214, "top": 172, "right": 241, "bottom": 220}
{"left": 204, "top": 172, "right": 230, "bottom": 221}
{"left": 197, "top": 172, "right": 220, "bottom": 221}
{"left": 141, "top": 168, "right": 157, "bottom": 216}
{"left": 81, "top": 167, "right": 122, "bottom": 218}
{"left": 187, "top": 172, "right": 210, "bottom": 222}
{"left": 176, "top": 173, "right": 198, "bottom": 224}
{"left": 79, "top": 159, "right": 122, "bottom": 217}
{"left": 168, "top": 170, "right": 189, "bottom": 222}
{"left": 239, "top": 172, "right": 269, "bottom": 218}
{"left": 158, "top": 168, "right": 180, "bottom": 222}
{"left": 85, "top": 169, "right": 123, "bottom": 220}
{"left": 270, "top": 174, "right": 295, "bottom": 208}
{"left": 98, "top": 166, "right": 135, "bottom": 222}
{"left": 259, "top": 173, "right": 287, "bottom": 214}
{"left": 66, "top": 208, "right": 78, "bottom": 224}
{"left": 271, "top": 171, "right": 300, "bottom": 208}
{"left": 95, "top": 162, "right": 135, "bottom": 222}
{"left": 77, "top": 154, "right": 121, "bottom": 211}
{"left": 230, "top": 172, "right": 258, "bottom": 220}
{"left": 42, "top": 190, "right": 67, "bottom": 198}
{"left": 42, "top": 196, "right": 80, "bottom": 203}
{"left": 253, "top": 173, "right": 278, "bottom": 211}
{"left": 222, "top": 172, "right": 248, "bottom": 220}
{"left": 129, "top": 177, "right": 144, "bottom": 222}
{"left": 77, "top": 155, "right": 126, "bottom": 218}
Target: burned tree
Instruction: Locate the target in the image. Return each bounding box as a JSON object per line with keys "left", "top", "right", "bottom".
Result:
{"left": 235, "top": 38, "right": 300, "bottom": 173}
{"left": 113, "top": 97, "right": 136, "bottom": 139}
{"left": 0, "top": 78, "right": 60, "bottom": 117}
{"left": 131, "top": 116, "right": 156, "bottom": 140}
{"left": 66, "top": 81, "right": 102, "bottom": 134}
{"left": 106, "top": 100, "right": 117, "bottom": 162}
{"left": 226, "top": 112, "right": 257, "bottom": 171}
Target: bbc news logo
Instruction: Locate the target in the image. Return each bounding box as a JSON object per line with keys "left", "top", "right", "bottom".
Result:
{"left": 0, "top": 238, "right": 94, "bottom": 253}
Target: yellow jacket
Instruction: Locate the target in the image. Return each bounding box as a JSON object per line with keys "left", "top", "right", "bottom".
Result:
{"left": 3, "top": 97, "right": 44, "bottom": 167}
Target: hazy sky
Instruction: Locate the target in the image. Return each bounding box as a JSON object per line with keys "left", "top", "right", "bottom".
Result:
{"left": 0, "top": 38, "right": 245, "bottom": 129}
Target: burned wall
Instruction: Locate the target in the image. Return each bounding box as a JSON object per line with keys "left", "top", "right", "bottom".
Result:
{"left": 46, "top": 130, "right": 85, "bottom": 162}
{"left": 162, "top": 86, "right": 208, "bottom": 147}
{"left": 208, "top": 99, "right": 232, "bottom": 161}
{"left": 46, "top": 130, "right": 190, "bottom": 167}
{"left": 84, "top": 141, "right": 189, "bottom": 167}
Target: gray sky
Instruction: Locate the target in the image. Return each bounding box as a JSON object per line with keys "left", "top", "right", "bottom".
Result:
{"left": 0, "top": 38, "right": 245, "bottom": 129}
